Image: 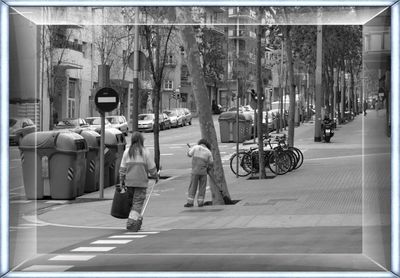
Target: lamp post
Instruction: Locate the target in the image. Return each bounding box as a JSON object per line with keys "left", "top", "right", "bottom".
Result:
{"left": 175, "top": 87, "right": 180, "bottom": 108}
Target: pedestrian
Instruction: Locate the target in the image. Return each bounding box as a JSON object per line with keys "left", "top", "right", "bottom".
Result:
{"left": 363, "top": 100, "right": 368, "bottom": 116}
{"left": 119, "top": 131, "right": 159, "bottom": 232}
{"left": 184, "top": 139, "right": 213, "bottom": 208}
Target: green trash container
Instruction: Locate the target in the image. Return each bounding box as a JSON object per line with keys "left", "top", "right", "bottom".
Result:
{"left": 19, "top": 131, "right": 59, "bottom": 199}
{"left": 218, "top": 112, "right": 235, "bottom": 143}
{"left": 76, "top": 129, "right": 101, "bottom": 193}
{"left": 218, "top": 112, "right": 252, "bottom": 143}
{"left": 50, "top": 131, "right": 88, "bottom": 199}
{"left": 96, "top": 128, "right": 126, "bottom": 187}
{"left": 105, "top": 128, "right": 126, "bottom": 187}
{"left": 235, "top": 113, "right": 253, "bottom": 142}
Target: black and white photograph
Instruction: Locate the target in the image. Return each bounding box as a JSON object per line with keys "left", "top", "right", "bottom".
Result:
{"left": 1, "top": 1, "right": 399, "bottom": 277}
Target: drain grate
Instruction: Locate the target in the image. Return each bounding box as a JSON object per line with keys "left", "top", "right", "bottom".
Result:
{"left": 181, "top": 209, "right": 224, "bottom": 213}
{"left": 244, "top": 198, "right": 297, "bottom": 206}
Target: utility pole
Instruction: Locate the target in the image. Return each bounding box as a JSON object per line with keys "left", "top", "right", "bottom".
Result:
{"left": 340, "top": 69, "right": 345, "bottom": 123}
{"left": 314, "top": 23, "right": 322, "bottom": 142}
{"left": 333, "top": 68, "right": 338, "bottom": 125}
{"left": 131, "top": 6, "right": 140, "bottom": 132}
{"left": 98, "top": 64, "right": 110, "bottom": 199}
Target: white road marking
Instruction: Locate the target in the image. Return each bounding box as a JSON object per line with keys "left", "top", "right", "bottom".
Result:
{"left": 22, "top": 265, "right": 74, "bottom": 271}
{"left": 9, "top": 226, "right": 34, "bottom": 230}
{"left": 10, "top": 185, "right": 25, "bottom": 192}
{"left": 91, "top": 240, "right": 132, "bottom": 244}
{"left": 160, "top": 153, "right": 174, "bottom": 156}
{"left": 306, "top": 152, "right": 390, "bottom": 162}
{"left": 45, "top": 200, "right": 69, "bottom": 204}
{"left": 10, "top": 200, "right": 31, "bottom": 204}
{"left": 169, "top": 146, "right": 183, "bottom": 149}
{"left": 49, "top": 255, "right": 95, "bottom": 261}
{"left": 109, "top": 235, "right": 147, "bottom": 239}
{"left": 125, "top": 231, "right": 159, "bottom": 235}
{"left": 71, "top": 247, "right": 116, "bottom": 252}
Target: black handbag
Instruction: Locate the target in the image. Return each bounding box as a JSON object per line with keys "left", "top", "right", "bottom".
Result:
{"left": 110, "top": 185, "right": 131, "bottom": 219}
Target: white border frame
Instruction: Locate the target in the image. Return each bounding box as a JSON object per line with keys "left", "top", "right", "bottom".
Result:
{"left": 1, "top": 1, "right": 399, "bottom": 277}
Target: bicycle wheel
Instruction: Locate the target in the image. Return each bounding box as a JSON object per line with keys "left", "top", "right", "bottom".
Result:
{"left": 290, "top": 147, "right": 304, "bottom": 169}
{"left": 230, "top": 151, "right": 252, "bottom": 177}
{"left": 285, "top": 150, "right": 297, "bottom": 172}
{"left": 268, "top": 151, "right": 291, "bottom": 175}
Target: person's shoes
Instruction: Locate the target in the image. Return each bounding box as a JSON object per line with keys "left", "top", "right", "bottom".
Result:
{"left": 126, "top": 218, "right": 142, "bottom": 232}
{"left": 184, "top": 203, "right": 193, "bottom": 207}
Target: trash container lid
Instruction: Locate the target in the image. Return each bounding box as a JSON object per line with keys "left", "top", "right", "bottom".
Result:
{"left": 76, "top": 129, "right": 101, "bottom": 149}
{"left": 218, "top": 111, "right": 251, "bottom": 122}
{"left": 19, "top": 131, "right": 59, "bottom": 149}
{"left": 104, "top": 128, "right": 126, "bottom": 145}
{"left": 55, "top": 132, "right": 88, "bottom": 152}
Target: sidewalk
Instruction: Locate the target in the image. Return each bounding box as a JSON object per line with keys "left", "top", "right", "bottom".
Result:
{"left": 36, "top": 111, "right": 390, "bottom": 231}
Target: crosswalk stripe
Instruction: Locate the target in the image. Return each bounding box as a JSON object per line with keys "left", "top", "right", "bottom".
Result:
{"left": 10, "top": 200, "right": 31, "bottom": 204}
{"left": 124, "top": 231, "right": 159, "bottom": 235}
{"left": 109, "top": 235, "right": 147, "bottom": 239}
{"left": 91, "top": 240, "right": 132, "bottom": 244}
{"left": 71, "top": 247, "right": 115, "bottom": 252}
{"left": 45, "top": 200, "right": 69, "bottom": 204}
{"left": 22, "top": 265, "right": 74, "bottom": 271}
{"left": 49, "top": 255, "right": 95, "bottom": 261}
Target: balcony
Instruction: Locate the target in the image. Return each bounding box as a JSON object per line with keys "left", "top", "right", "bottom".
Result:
{"left": 228, "top": 7, "right": 257, "bottom": 19}
{"left": 52, "top": 48, "right": 83, "bottom": 70}
{"left": 204, "top": 24, "right": 225, "bottom": 35}
{"left": 228, "top": 29, "right": 256, "bottom": 40}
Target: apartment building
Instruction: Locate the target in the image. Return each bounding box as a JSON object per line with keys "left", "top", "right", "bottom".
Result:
{"left": 216, "top": 7, "right": 257, "bottom": 110}
{"left": 10, "top": 7, "right": 136, "bottom": 131}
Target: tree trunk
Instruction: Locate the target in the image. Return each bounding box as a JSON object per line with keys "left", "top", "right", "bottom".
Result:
{"left": 256, "top": 24, "right": 266, "bottom": 179}
{"left": 284, "top": 26, "right": 296, "bottom": 147}
{"left": 153, "top": 29, "right": 161, "bottom": 171}
{"left": 176, "top": 8, "right": 229, "bottom": 205}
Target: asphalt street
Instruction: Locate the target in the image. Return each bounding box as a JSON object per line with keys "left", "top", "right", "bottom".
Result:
{"left": 7, "top": 110, "right": 391, "bottom": 273}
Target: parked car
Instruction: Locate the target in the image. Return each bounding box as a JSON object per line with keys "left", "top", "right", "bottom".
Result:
{"left": 85, "top": 117, "right": 112, "bottom": 131}
{"left": 9, "top": 117, "right": 37, "bottom": 145}
{"left": 179, "top": 108, "right": 193, "bottom": 125}
{"left": 160, "top": 113, "right": 171, "bottom": 130}
{"left": 53, "top": 118, "right": 89, "bottom": 130}
{"left": 138, "top": 113, "right": 169, "bottom": 132}
{"left": 228, "top": 106, "right": 254, "bottom": 121}
{"left": 163, "top": 110, "right": 184, "bottom": 128}
{"left": 106, "top": 115, "right": 129, "bottom": 135}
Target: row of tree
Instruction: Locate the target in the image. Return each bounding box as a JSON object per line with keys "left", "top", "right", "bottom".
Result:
{"left": 43, "top": 7, "right": 363, "bottom": 205}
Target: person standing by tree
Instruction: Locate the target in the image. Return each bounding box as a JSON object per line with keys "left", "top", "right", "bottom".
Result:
{"left": 119, "top": 132, "right": 159, "bottom": 232}
{"left": 363, "top": 100, "right": 368, "bottom": 116}
{"left": 184, "top": 139, "right": 213, "bottom": 207}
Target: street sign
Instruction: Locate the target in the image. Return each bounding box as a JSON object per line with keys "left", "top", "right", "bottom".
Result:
{"left": 95, "top": 87, "right": 120, "bottom": 112}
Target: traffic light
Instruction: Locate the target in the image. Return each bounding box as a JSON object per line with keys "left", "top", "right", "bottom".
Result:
{"left": 172, "top": 92, "right": 176, "bottom": 98}
{"left": 176, "top": 93, "right": 181, "bottom": 99}
{"left": 251, "top": 89, "right": 265, "bottom": 102}
{"left": 251, "top": 89, "right": 257, "bottom": 100}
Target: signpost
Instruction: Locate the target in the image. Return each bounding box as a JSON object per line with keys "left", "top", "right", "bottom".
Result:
{"left": 95, "top": 87, "right": 119, "bottom": 198}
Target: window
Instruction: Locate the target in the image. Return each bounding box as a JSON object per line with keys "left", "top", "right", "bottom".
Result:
{"left": 166, "top": 55, "right": 174, "bottom": 65}
{"left": 68, "top": 80, "right": 76, "bottom": 118}
{"left": 82, "top": 42, "right": 88, "bottom": 58}
{"left": 164, "top": 80, "right": 173, "bottom": 90}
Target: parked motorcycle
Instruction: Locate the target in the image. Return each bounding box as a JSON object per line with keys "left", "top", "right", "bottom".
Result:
{"left": 322, "top": 118, "right": 334, "bottom": 143}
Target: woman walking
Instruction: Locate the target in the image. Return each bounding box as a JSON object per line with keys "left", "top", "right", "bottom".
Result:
{"left": 119, "top": 132, "right": 158, "bottom": 232}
